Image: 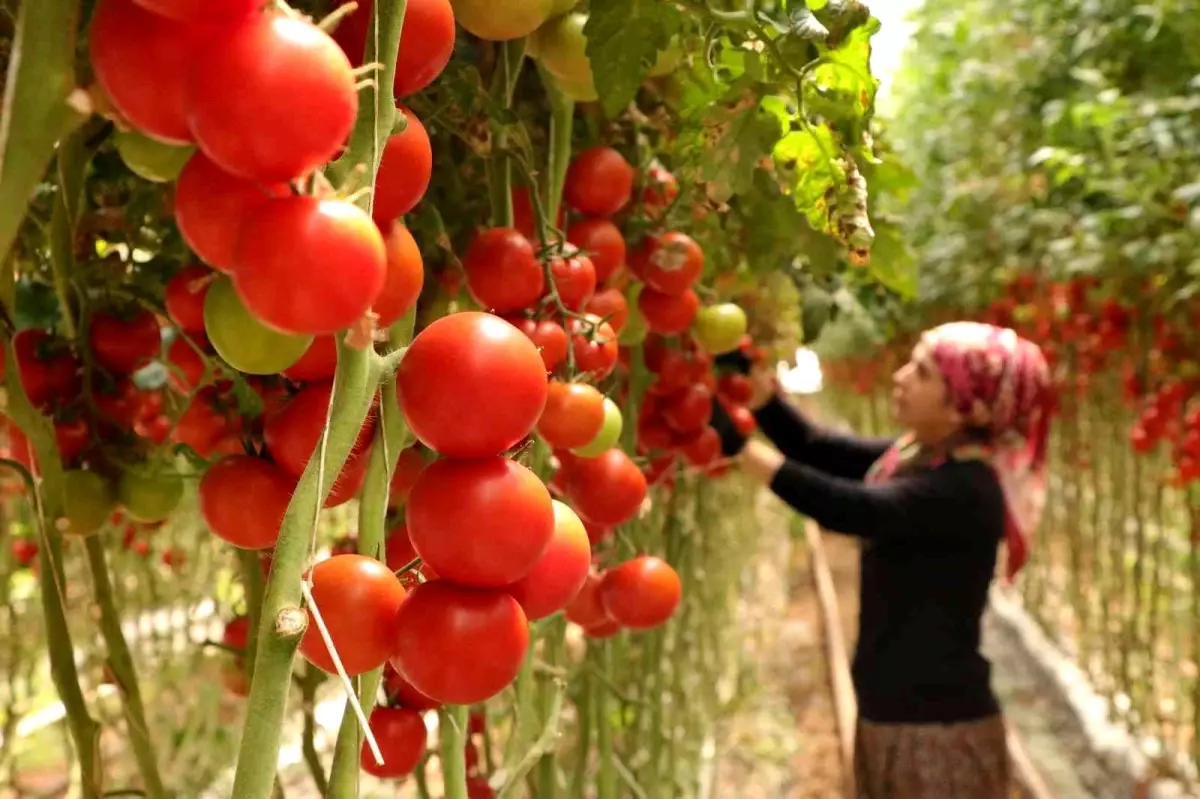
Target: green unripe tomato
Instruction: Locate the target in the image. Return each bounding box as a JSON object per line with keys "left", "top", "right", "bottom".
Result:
{"left": 692, "top": 303, "right": 748, "bottom": 355}
{"left": 114, "top": 130, "right": 195, "bottom": 183}
{"left": 571, "top": 397, "right": 623, "bottom": 457}
{"left": 63, "top": 470, "right": 117, "bottom": 537}
{"left": 204, "top": 277, "right": 312, "bottom": 375}
{"left": 118, "top": 469, "right": 184, "bottom": 523}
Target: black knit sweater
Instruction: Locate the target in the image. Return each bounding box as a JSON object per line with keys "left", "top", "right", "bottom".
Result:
{"left": 755, "top": 397, "right": 1005, "bottom": 724}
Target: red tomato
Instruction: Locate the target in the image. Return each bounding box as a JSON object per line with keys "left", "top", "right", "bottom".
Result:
{"left": 569, "top": 317, "right": 619, "bottom": 380}
{"left": 385, "top": 523, "right": 439, "bottom": 582}
{"left": 729, "top": 405, "right": 758, "bottom": 435}
{"left": 172, "top": 386, "right": 236, "bottom": 456}
{"left": 639, "top": 165, "right": 679, "bottom": 219}
{"left": 512, "top": 185, "right": 565, "bottom": 241}
{"left": 537, "top": 381, "right": 606, "bottom": 449}
{"left": 564, "top": 571, "right": 609, "bottom": 628}
{"left": 360, "top": 706, "right": 427, "bottom": 779}
{"left": 330, "top": 0, "right": 455, "bottom": 99}
{"left": 717, "top": 374, "right": 754, "bottom": 404}
{"left": 581, "top": 516, "right": 611, "bottom": 546}
{"left": 263, "top": 379, "right": 377, "bottom": 482}
{"left": 374, "top": 221, "right": 426, "bottom": 328}
{"left": 132, "top": 0, "right": 259, "bottom": 22}
{"left": 89, "top": 0, "right": 221, "bottom": 144}
{"left": 55, "top": 419, "right": 91, "bottom": 466}
{"left": 662, "top": 384, "right": 712, "bottom": 433}
{"left": 88, "top": 309, "right": 161, "bottom": 375}
{"left": 584, "top": 618, "right": 622, "bottom": 639}
{"left": 584, "top": 288, "right": 630, "bottom": 334}
{"left": 174, "top": 152, "right": 289, "bottom": 272}
{"left": 397, "top": 313, "right": 548, "bottom": 458}
{"left": 234, "top": 196, "right": 386, "bottom": 335}
{"left": 564, "top": 147, "right": 634, "bottom": 217}
{"left": 463, "top": 229, "right": 544, "bottom": 313}
{"left": 467, "top": 776, "right": 496, "bottom": 799}
{"left": 407, "top": 457, "right": 555, "bottom": 587}
{"left": 299, "top": 554, "right": 407, "bottom": 676}
{"left": 323, "top": 447, "right": 371, "bottom": 509}
{"left": 388, "top": 445, "right": 426, "bottom": 508}
{"left": 391, "top": 581, "right": 530, "bottom": 705}
{"left": 373, "top": 107, "right": 433, "bottom": 224}
{"left": 638, "top": 287, "right": 699, "bottom": 335}
{"left": 506, "top": 500, "right": 591, "bottom": 620}
{"left": 599, "top": 556, "right": 682, "bottom": 630}
{"left": 186, "top": 12, "right": 357, "bottom": 182}
{"left": 166, "top": 334, "right": 208, "bottom": 393}
{"left": 383, "top": 663, "right": 441, "bottom": 711}
{"left": 222, "top": 615, "right": 250, "bottom": 651}
{"left": 566, "top": 219, "right": 625, "bottom": 283}
{"left": 199, "top": 455, "right": 295, "bottom": 550}
{"left": 504, "top": 316, "right": 568, "bottom": 371}
{"left": 94, "top": 376, "right": 145, "bottom": 432}
{"left": 164, "top": 264, "right": 213, "bottom": 333}
{"left": 636, "top": 232, "right": 703, "bottom": 296}
{"left": 14, "top": 330, "right": 80, "bottom": 411}
{"left": 565, "top": 449, "right": 647, "bottom": 527}
{"left": 680, "top": 426, "right": 720, "bottom": 467}
{"left": 281, "top": 336, "right": 338, "bottom": 383}
{"left": 547, "top": 248, "right": 597, "bottom": 310}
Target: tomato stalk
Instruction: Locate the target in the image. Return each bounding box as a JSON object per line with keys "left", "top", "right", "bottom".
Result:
{"left": 237, "top": 549, "right": 266, "bottom": 679}
{"left": 440, "top": 704, "right": 470, "bottom": 799}
{"left": 488, "top": 39, "right": 526, "bottom": 228}
{"left": 535, "top": 616, "right": 568, "bottom": 798}
{"left": 230, "top": 340, "right": 380, "bottom": 799}
{"left": 0, "top": 0, "right": 89, "bottom": 264}
{"left": 325, "top": 311, "right": 416, "bottom": 799}
{"left": 594, "top": 641, "right": 617, "bottom": 799}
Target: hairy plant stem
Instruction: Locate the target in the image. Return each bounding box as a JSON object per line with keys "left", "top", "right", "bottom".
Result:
{"left": 440, "top": 705, "right": 469, "bottom": 799}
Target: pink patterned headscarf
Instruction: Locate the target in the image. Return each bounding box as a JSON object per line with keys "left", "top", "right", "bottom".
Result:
{"left": 866, "top": 322, "right": 1053, "bottom": 581}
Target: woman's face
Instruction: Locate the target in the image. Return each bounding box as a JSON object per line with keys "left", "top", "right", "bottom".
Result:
{"left": 891, "top": 341, "right": 961, "bottom": 443}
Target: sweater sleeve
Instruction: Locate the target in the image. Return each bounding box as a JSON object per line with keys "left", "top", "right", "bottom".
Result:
{"left": 767, "top": 458, "right": 1004, "bottom": 543}
{"left": 753, "top": 396, "right": 894, "bottom": 480}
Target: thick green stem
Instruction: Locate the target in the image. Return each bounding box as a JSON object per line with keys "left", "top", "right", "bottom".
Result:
{"left": 439, "top": 705, "right": 469, "bottom": 799}
{"left": 300, "top": 666, "right": 330, "bottom": 796}
{"left": 502, "top": 644, "right": 539, "bottom": 769}
{"left": 0, "top": 0, "right": 88, "bottom": 264}
{"left": 542, "top": 71, "right": 575, "bottom": 233}
{"left": 594, "top": 643, "right": 617, "bottom": 799}
{"left": 324, "top": 312, "right": 415, "bottom": 798}
{"left": 535, "top": 617, "right": 567, "bottom": 798}
{"left": 237, "top": 549, "right": 266, "bottom": 680}
{"left": 488, "top": 39, "right": 526, "bottom": 228}
{"left": 230, "top": 341, "right": 380, "bottom": 799}
{"left": 84, "top": 536, "right": 166, "bottom": 797}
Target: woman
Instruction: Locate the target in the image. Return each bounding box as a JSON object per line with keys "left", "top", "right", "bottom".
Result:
{"left": 710, "top": 322, "right": 1053, "bottom": 799}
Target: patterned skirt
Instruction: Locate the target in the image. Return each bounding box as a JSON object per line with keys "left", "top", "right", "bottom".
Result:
{"left": 853, "top": 714, "right": 1010, "bottom": 799}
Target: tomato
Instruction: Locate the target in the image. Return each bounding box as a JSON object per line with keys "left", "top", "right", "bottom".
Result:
{"left": 564, "top": 571, "right": 609, "bottom": 628}
{"left": 391, "top": 581, "right": 529, "bottom": 705}
{"left": 463, "top": 229, "right": 544, "bottom": 313}
{"left": 234, "top": 196, "right": 387, "bottom": 335}
{"left": 599, "top": 556, "right": 682, "bottom": 630}
{"left": 133, "top": 0, "right": 259, "bottom": 21}
{"left": 14, "top": 330, "right": 80, "bottom": 411}
{"left": 118, "top": 469, "right": 184, "bottom": 523}
{"left": 373, "top": 107, "right": 433, "bottom": 224}
{"left": 564, "top": 448, "right": 647, "bottom": 526}
{"left": 567, "top": 219, "right": 625, "bottom": 283}
{"left": 385, "top": 524, "right": 439, "bottom": 581}
{"left": 569, "top": 317, "right": 618, "bottom": 380}
{"left": 639, "top": 164, "right": 679, "bottom": 219}
{"left": 717, "top": 373, "right": 754, "bottom": 404}
{"left": 89, "top": 309, "right": 161, "bottom": 375}
{"left": 186, "top": 12, "right": 357, "bottom": 182}
{"left": 89, "top": 0, "right": 220, "bottom": 144}
{"left": 584, "top": 618, "right": 622, "bottom": 639}
{"left": 373, "top": 221, "right": 426, "bottom": 328}
{"left": 223, "top": 615, "right": 250, "bottom": 651}
{"left": 408, "top": 457, "right": 555, "bottom": 587}
{"left": 662, "top": 384, "right": 712, "bottom": 433}
{"left": 264, "top": 380, "right": 377, "bottom": 480}
{"left": 452, "top": 0, "right": 552, "bottom": 41}
{"left": 360, "top": 706, "right": 427, "bottom": 779}
{"left": 571, "top": 397, "right": 622, "bottom": 457}
{"left": 114, "top": 130, "right": 195, "bottom": 182}
{"left": 55, "top": 419, "right": 90, "bottom": 466}
{"left": 299, "top": 554, "right": 407, "bottom": 676}
{"left": 581, "top": 516, "right": 611, "bottom": 546}
{"left": 506, "top": 316, "right": 568, "bottom": 371}
{"left": 680, "top": 426, "right": 721, "bottom": 467}
{"left": 62, "top": 470, "right": 117, "bottom": 537}
{"left": 397, "top": 313, "right": 548, "bottom": 458}
{"left": 512, "top": 185, "right": 565, "bottom": 241}
{"left": 537, "top": 381, "right": 605, "bottom": 449}
{"left": 222, "top": 659, "right": 251, "bottom": 697}
{"left": 638, "top": 288, "right": 699, "bottom": 335}
{"left": 467, "top": 776, "right": 496, "bottom": 799}
{"left": 330, "top": 0, "right": 455, "bottom": 99}
{"left": 165, "top": 334, "right": 208, "bottom": 393}
{"left": 505, "top": 500, "right": 591, "bottom": 621}
{"left": 534, "top": 12, "right": 591, "bottom": 83}
{"left": 173, "top": 387, "right": 236, "bottom": 456}
{"left": 174, "top": 152, "right": 289, "bottom": 272}
{"left": 164, "top": 264, "right": 213, "bottom": 333}
{"left": 584, "top": 288, "right": 629, "bottom": 335}
{"left": 94, "top": 376, "right": 145, "bottom": 433}
{"left": 692, "top": 303, "right": 748, "bottom": 355}
{"left": 564, "top": 147, "right": 634, "bottom": 218}
{"left": 637, "top": 232, "right": 703, "bottom": 296}
{"left": 282, "top": 336, "right": 338, "bottom": 383}
{"left": 383, "top": 663, "right": 441, "bottom": 711}
{"left": 388, "top": 445, "right": 427, "bottom": 508}
{"left": 204, "top": 276, "right": 313, "bottom": 374}
{"left": 547, "top": 248, "right": 597, "bottom": 310}
{"left": 199, "top": 455, "right": 295, "bottom": 549}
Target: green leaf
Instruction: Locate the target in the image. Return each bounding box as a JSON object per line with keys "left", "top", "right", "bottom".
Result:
{"left": 773, "top": 125, "right": 846, "bottom": 235}
{"left": 584, "top": 0, "right": 686, "bottom": 117}
{"left": 868, "top": 219, "right": 916, "bottom": 298}
{"left": 699, "top": 97, "right": 788, "bottom": 203}
{"left": 807, "top": 0, "right": 830, "bottom": 10}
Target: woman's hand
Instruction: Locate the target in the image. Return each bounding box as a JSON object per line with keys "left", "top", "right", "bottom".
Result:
{"left": 747, "top": 363, "right": 780, "bottom": 411}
